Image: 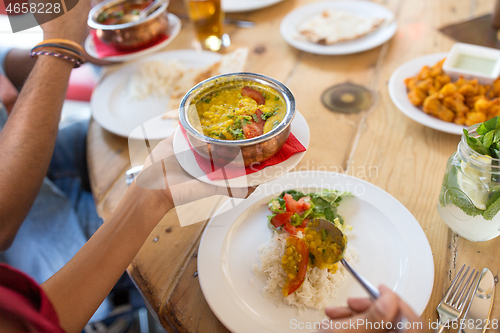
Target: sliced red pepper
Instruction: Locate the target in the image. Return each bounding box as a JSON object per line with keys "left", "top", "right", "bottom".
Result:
{"left": 283, "top": 220, "right": 297, "bottom": 235}
{"left": 282, "top": 236, "right": 309, "bottom": 296}
{"left": 270, "top": 212, "right": 293, "bottom": 228}
{"left": 241, "top": 86, "right": 265, "bottom": 105}
{"left": 242, "top": 109, "right": 265, "bottom": 139}
{"left": 300, "top": 218, "right": 310, "bottom": 228}
{"left": 283, "top": 194, "right": 311, "bottom": 215}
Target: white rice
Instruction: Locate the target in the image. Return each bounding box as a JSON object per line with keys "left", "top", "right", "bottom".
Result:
{"left": 128, "top": 60, "right": 186, "bottom": 99}
{"left": 252, "top": 231, "right": 358, "bottom": 310}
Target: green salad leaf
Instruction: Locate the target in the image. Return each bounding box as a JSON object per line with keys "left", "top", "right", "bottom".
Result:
{"left": 267, "top": 189, "right": 352, "bottom": 229}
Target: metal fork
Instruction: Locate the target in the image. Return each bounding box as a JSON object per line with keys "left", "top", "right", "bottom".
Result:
{"left": 435, "top": 264, "right": 480, "bottom": 333}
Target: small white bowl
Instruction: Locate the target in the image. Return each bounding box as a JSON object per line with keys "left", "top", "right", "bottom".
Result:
{"left": 443, "top": 43, "right": 500, "bottom": 84}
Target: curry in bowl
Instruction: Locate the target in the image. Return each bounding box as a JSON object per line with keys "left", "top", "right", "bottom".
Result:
{"left": 179, "top": 72, "right": 296, "bottom": 166}
{"left": 193, "top": 83, "right": 286, "bottom": 140}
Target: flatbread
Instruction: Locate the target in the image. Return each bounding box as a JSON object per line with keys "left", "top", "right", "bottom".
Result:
{"left": 297, "top": 10, "right": 384, "bottom": 45}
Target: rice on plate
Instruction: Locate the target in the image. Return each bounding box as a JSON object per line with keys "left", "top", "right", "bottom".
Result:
{"left": 252, "top": 190, "right": 358, "bottom": 310}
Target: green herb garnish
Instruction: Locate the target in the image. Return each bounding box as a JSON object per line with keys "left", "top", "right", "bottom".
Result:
{"left": 464, "top": 116, "right": 500, "bottom": 158}
{"left": 321, "top": 229, "right": 327, "bottom": 241}
{"left": 309, "top": 253, "right": 315, "bottom": 265}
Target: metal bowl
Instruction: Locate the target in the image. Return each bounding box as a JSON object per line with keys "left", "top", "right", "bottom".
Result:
{"left": 88, "top": 0, "right": 169, "bottom": 51}
{"left": 179, "top": 73, "right": 296, "bottom": 167}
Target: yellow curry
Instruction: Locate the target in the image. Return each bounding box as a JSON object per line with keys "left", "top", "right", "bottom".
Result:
{"left": 194, "top": 83, "right": 286, "bottom": 140}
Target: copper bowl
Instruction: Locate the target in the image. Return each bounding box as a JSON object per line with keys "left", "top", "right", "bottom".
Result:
{"left": 179, "top": 73, "right": 296, "bottom": 167}
{"left": 87, "top": 0, "right": 169, "bottom": 51}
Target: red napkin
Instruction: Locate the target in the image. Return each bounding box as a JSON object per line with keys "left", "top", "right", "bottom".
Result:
{"left": 90, "top": 30, "right": 169, "bottom": 58}
{"left": 180, "top": 126, "right": 306, "bottom": 181}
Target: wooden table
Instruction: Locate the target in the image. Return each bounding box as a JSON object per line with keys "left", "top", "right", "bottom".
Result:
{"left": 87, "top": 0, "right": 500, "bottom": 331}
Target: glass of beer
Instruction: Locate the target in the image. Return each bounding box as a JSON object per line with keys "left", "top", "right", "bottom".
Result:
{"left": 184, "top": 0, "right": 228, "bottom": 51}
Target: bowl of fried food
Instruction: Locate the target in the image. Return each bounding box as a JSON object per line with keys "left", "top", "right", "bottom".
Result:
{"left": 179, "top": 73, "right": 296, "bottom": 167}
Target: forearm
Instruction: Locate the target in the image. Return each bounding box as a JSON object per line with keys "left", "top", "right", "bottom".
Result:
{"left": 3, "top": 49, "right": 36, "bottom": 91}
{"left": 0, "top": 56, "right": 73, "bottom": 249}
{"left": 41, "top": 184, "right": 171, "bottom": 333}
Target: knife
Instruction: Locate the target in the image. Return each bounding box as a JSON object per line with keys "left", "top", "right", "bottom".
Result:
{"left": 461, "top": 268, "right": 495, "bottom": 333}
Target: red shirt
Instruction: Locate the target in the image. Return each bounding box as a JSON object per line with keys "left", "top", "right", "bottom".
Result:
{"left": 0, "top": 264, "right": 65, "bottom": 332}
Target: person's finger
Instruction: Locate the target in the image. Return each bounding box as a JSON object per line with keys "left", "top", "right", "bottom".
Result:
{"left": 324, "top": 306, "right": 355, "bottom": 319}
{"left": 389, "top": 289, "right": 424, "bottom": 332}
{"left": 347, "top": 297, "right": 372, "bottom": 313}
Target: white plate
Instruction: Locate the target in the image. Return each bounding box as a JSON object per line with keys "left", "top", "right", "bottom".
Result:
{"left": 280, "top": 1, "right": 397, "bottom": 55}
{"left": 389, "top": 52, "right": 465, "bottom": 135}
{"left": 91, "top": 50, "right": 221, "bottom": 140}
{"left": 85, "top": 13, "right": 181, "bottom": 63}
{"left": 223, "top": 0, "right": 283, "bottom": 13}
{"left": 173, "top": 111, "right": 310, "bottom": 188}
{"left": 198, "top": 171, "right": 434, "bottom": 333}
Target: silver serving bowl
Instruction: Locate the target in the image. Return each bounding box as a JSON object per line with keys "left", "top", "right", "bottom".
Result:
{"left": 179, "top": 72, "right": 296, "bottom": 167}
{"left": 88, "top": 0, "right": 169, "bottom": 51}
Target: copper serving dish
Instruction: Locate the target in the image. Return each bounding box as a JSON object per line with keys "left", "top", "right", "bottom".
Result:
{"left": 179, "top": 73, "right": 296, "bottom": 167}
{"left": 87, "top": 0, "right": 169, "bottom": 51}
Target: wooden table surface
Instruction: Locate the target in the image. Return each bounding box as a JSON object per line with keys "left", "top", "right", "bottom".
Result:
{"left": 87, "top": 0, "right": 500, "bottom": 331}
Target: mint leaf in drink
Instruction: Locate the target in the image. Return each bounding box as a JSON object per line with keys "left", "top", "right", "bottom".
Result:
{"left": 483, "top": 130, "right": 495, "bottom": 148}
{"left": 476, "top": 123, "right": 489, "bottom": 135}
{"left": 464, "top": 129, "right": 489, "bottom": 155}
{"left": 483, "top": 191, "right": 500, "bottom": 220}
{"left": 483, "top": 117, "right": 498, "bottom": 131}
{"left": 494, "top": 129, "right": 500, "bottom": 143}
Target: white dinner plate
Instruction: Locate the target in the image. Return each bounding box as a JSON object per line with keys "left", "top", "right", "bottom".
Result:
{"left": 91, "top": 50, "right": 222, "bottom": 140}
{"left": 84, "top": 13, "right": 181, "bottom": 63}
{"left": 198, "top": 171, "right": 434, "bottom": 333}
{"left": 280, "top": 1, "right": 397, "bottom": 55}
{"left": 173, "top": 111, "right": 310, "bottom": 188}
{"left": 389, "top": 52, "right": 465, "bottom": 135}
{"left": 223, "top": 0, "right": 283, "bottom": 13}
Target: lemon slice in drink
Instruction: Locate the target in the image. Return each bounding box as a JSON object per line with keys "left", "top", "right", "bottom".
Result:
{"left": 458, "top": 159, "right": 491, "bottom": 210}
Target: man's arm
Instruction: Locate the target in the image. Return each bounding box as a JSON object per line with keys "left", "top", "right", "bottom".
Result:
{"left": 0, "top": 56, "right": 73, "bottom": 250}
{"left": 0, "top": 0, "right": 91, "bottom": 250}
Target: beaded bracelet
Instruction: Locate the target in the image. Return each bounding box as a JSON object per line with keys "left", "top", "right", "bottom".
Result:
{"left": 29, "top": 51, "right": 83, "bottom": 68}
{"left": 32, "top": 43, "right": 83, "bottom": 57}
{"left": 32, "top": 46, "right": 85, "bottom": 65}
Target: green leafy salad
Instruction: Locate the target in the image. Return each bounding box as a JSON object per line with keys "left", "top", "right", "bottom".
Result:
{"left": 267, "top": 189, "right": 352, "bottom": 235}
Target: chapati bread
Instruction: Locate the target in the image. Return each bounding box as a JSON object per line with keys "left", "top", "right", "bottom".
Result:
{"left": 297, "top": 10, "right": 384, "bottom": 45}
{"left": 129, "top": 59, "right": 185, "bottom": 99}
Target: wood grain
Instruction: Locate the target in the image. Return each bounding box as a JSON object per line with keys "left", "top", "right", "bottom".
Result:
{"left": 86, "top": 0, "right": 500, "bottom": 332}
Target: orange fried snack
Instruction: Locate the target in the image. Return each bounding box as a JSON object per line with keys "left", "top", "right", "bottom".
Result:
{"left": 405, "top": 58, "right": 500, "bottom": 126}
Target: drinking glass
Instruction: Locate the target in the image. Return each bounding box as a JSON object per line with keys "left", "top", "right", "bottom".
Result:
{"left": 184, "top": 0, "right": 228, "bottom": 51}
{"left": 438, "top": 125, "right": 500, "bottom": 241}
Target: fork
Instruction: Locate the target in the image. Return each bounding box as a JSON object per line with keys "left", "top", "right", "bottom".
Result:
{"left": 435, "top": 264, "right": 480, "bottom": 333}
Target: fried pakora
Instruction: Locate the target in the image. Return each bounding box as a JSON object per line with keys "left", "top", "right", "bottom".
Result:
{"left": 405, "top": 58, "right": 500, "bottom": 126}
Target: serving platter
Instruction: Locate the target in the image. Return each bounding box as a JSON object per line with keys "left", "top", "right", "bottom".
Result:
{"left": 280, "top": 1, "right": 397, "bottom": 55}
{"left": 198, "top": 171, "right": 434, "bottom": 333}
{"left": 84, "top": 13, "right": 181, "bottom": 63}
{"left": 388, "top": 52, "right": 465, "bottom": 135}
{"left": 172, "top": 111, "right": 310, "bottom": 188}
{"left": 223, "top": 0, "right": 283, "bottom": 13}
{"left": 91, "top": 50, "right": 221, "bottom": 140}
